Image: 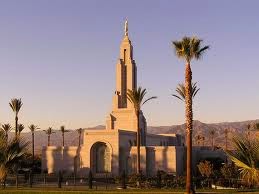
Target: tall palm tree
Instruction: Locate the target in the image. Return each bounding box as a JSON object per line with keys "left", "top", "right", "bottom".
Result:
{"left": 76, "top": 128, "right": 83, "bottom": 147}
{"left": 0, "top": 124, "right": 12, "bottom": 141}
{"left": 43, "top": 127, "right": 55, "bottom": 146}
{"left": 28, "top": 124, "right": 40, "bottom": 164}
{"left": 0, "top": 137, "right": 29, "bottom": 186}
{"left": 172, "top": 36, "right": 209, "bottom": 194}
{"left": 18, "top": 124, "right": 24, "bottom": 136}
{"left": 209, "top": 129, "right": 216, "bottom": 149}
{"left": 127, "top": 87, "right": 157, "bottom": 174}
{"left": 9, "top": 98, "right": 23, "bottom": 137}
{"left": 227, "top": 137, "right": 259, "bottom": 186}
{"left": 60, "top": 126, "right": 69, "bottom": 147}
{"left": 172, "top": 82, "right": 200, "bottom": 101}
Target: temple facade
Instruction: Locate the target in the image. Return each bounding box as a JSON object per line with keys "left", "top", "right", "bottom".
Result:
{"left": 41, "top": 21, "right": 187, "bottom": 177}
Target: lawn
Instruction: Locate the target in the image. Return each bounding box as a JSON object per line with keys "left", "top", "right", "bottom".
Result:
{"left": 1, "top": 188, "right": 259, "bottom": 194}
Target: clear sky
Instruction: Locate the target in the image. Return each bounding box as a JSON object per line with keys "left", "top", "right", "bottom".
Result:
{"left": 0, "top": 0, "right": 259, "bottom": 131}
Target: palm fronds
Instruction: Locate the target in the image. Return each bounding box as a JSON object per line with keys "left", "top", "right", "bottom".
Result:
{"left": 127, "top": 87, "right": 157, "bottom": 113}
{"left": 172, "top": 36, "right": 209, "bottom": 63}
{"left": 226, "top": 137, "right": 259, "bottom": 185}
{"left": 172, "top": 82, "right": 200, "bottom": 101}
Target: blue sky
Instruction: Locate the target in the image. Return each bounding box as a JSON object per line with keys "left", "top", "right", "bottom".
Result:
{"left": 0, "top": 1, "right": 258, "bottom": 131}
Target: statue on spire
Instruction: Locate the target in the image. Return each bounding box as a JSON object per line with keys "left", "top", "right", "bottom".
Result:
{"left": 124, "top": 20, "right": 128, "bottom": 36}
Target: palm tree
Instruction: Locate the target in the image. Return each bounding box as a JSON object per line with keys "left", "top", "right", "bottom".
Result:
{"left": 201, "top": 136, "right": 205, "bottom": 146}
{"left": 209, "top": 129, "right": 216, "bottom": 149}
{"left": 60, "top": 126, "right": 69, "bottom": 147}
{"left": 195, "top": 134, "right": 202, "bottom": 146}
{"left": 76, "top": 128, "right": 83, "bottom": 147}
{"left": 0, "top": 137, "right": 29, "bottom": 186}
{"left": 28, "top": 124, "right": 40, "bottom": 164}
{"left": 127, "top": 87, "right": 157, "bottom": 174}
{"left": 9, "top": 98, "right": 23, "bottom": 137}
{"left": 172, "top": 36, "right": 209, "bottom": 194}
{"left": 227, "top": 137, "right": 259, "bottom": 186}
{"left": 0, "top": 124, "right": 12, "bottom": 141}
{"left": 18, "top": 124, "right": 24, "bottom": 136}
{"left": 172, "top": 82, "right": 200, "bottom": 101}
{"left": 43, "top": 127, "right": 55, "bottom": 146}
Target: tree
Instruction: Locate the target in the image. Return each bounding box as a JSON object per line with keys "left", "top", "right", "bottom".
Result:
{"left": 127, "top": 87, "right": 157, "bottom": 174}
{"left": 76, "top": 128, "right": 83, "bottom": 147}
{"left": 220, "top": 162, "right": 239, "bottom": 180}
{"left": 197, "top": 160, "right": 213, "bottom": 178}
{"left": 172, "top": 82, "right": 200, "bottom": 101}
{"left": 172, "top": 36, "right": 209, "bottom": 194}
{"left": 195, "top": 134, "right": 202, "bottom": 146}
{"left": 9, "top": 98, "right": 23, "bottom": 137}
{"left": 209, "top": 129, "right": 216, "bottom": 149}
{"left": 197, "top": 160, "right": 213, "bottom": 188}
{"left": 0, "top": 124, "right": 12, "bottom": 141}
{"left": 60, "top": 126, "right": 69, "bottom": 147}
{"left": 28, "top": 124, "right": 40, "bottom": 164}
{"left": 0, "top": 137, "right": 29, "bottom": 186}
{"left": 18, "top": 124, "right": 24, "bottom": 136}
{"left": 43, "top": 127, "right": 55, "bottom": 146}
{"left": 226, "top": 137, "right": 259, "bottom": 186}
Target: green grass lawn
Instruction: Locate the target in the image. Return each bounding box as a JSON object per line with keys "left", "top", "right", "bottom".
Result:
{"left": 1, "top": 188, "right": 259, "bottom": 194}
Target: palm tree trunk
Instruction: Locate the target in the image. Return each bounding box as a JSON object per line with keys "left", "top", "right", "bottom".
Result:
{"left": 32, "top": 132, "right": 35, "bottom": 164}
{"left": 78, "top": 135, "right": 81, "bottom": 147}
{"left": 185, "top": 63, "right": 194, "bottom": 194}
{"left": 136, "top": 110, "right": 141, "bottom": 174}
{"left": 48, "top": 135, "right": 50, "bottom": 146}
{"left": 62, "top": 133, "right": 64, "bottom": 147}
{"left": 15, "top": 115, "right": 18, "bottom": 137}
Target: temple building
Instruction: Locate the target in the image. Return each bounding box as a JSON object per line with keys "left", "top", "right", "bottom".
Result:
{"left": 42, "top": 21, "right": 192, "bottom": 177}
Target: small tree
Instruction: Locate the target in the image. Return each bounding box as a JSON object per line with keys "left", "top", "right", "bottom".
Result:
{"left": 18, "top": 124, "right": 25, "bottom": 136}
{"left": 197, "top": 160, "right": 213, "bottom": 187}
{"left": 0, "top": 124, "right": 12, "bottom": 142}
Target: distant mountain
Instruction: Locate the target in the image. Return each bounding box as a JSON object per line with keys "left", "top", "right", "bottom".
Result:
{"left": 12, "top": 119, "right": 259, "bottom": 155}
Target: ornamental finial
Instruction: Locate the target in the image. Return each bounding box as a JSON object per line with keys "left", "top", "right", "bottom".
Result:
{"left": 124, "top": 19, "right": 128, "bottom": 36}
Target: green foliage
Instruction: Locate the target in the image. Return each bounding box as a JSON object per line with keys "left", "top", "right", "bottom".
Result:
{"left": 172, "top": 82, "right": 200, "bottom": 102}
{"left": 18, "top": 124, "right": 25, "bottom": 135}
{"left": 197, "top": 160, "right": 213, "bottom": 178}
{"left": 9, "top": 98, "right": 23, "bottom": 115}
{"left": 127, "top": 87, "right": 157, "bottom": 114}
{"left": 227, "top": 136, "right": 259, "bottom": 186}
{"left": 0, "top": 137, "right": 29, "bottom": 182}
{"left": 172, "top": 36, "right": 209, "bottom": 63}
{"left": 44, "top": 127, "right": 55, "bottom": 135}
{"left": 220, "top": 163, "right": 239, "bottom": 179}
{"left": 28, "top": 124, "right": 40, "bottom": 133}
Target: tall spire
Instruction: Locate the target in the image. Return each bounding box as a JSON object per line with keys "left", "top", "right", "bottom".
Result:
{"left": 124, "top": 19, "right": 128, "bottom": 36}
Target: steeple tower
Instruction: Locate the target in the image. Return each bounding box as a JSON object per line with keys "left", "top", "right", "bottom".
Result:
{"left": 106, "top": 21, "right": 146, "bottom": 136}
{"left": 114, "top": 20, "right": 137, "bottom": 109}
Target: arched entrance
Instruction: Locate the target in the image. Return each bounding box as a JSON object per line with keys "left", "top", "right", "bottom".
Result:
{"left": 90, "top": 142, "right": 111, "bottom": 174}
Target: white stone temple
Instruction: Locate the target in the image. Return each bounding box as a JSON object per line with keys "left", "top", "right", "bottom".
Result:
{"left": 42, "top": 21, "right": 188, "bottom": 177}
